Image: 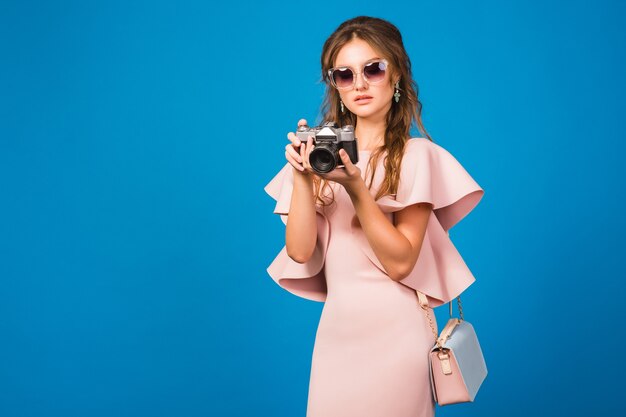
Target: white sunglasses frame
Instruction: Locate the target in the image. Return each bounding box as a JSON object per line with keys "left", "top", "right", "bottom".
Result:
{"left": 327, "top": 59, "right": 390, "bottom": 90}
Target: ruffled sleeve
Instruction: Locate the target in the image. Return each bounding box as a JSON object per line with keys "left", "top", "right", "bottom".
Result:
{"left": 351, "top": 138, "right": 484, "bottom": 307}
{"left": 264, "top": 163, "right": 329, "bottom": 302}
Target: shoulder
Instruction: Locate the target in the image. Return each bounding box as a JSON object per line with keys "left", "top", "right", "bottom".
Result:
{"left": 398, "top": 137, "right": 470, "bottom": 182}
{"left": 402, "top": 137, "right": 459, "bottom": 164}
{"left": 400, "top": 137, "right": 437, "bottom": 164}
{"left": 404, "top": 137, "right": 446, "bottom": 154}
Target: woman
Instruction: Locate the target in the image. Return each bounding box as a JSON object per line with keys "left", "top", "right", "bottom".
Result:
{"left": 264, "top": 16, "right": 484, "bottom": 417}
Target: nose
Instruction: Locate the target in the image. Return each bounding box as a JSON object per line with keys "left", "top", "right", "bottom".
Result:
{"left": 354, "top": 71, "right": 368, "bottom": 90}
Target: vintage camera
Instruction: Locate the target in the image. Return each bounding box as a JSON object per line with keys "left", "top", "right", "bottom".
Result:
{"left": 295, "top": 122, "right": 359, "bottom": 174}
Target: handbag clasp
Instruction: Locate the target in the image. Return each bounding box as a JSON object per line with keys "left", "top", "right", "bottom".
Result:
{"left": 437, "top": 349, "right": 453, "bottom": 375}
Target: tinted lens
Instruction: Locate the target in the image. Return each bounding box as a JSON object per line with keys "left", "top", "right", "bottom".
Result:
{"left": 364, "top": 61, "right": 387, "bottom": 83}
{"left": 332, "top": 68, "right": 354, "bottom": 88}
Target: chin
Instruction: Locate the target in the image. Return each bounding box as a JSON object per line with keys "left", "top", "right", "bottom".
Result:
{"left": 349, "top": 106, "right": 388, "bottom": 120}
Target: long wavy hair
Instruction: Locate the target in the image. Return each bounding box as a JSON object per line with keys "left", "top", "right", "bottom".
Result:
{"left": 313, "top": 16, "right": 432, "bottom": 209}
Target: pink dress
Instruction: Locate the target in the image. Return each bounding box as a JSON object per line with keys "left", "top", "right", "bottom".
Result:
{"left": 264, "top": 138, "right": 484, "bottom": 417}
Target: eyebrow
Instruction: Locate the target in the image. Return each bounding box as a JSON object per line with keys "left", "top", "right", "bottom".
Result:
{"left": 334, "top": 57, "right": 382, "bottom": 68}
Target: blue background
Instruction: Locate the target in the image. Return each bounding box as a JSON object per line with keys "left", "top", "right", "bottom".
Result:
{"left": 1, "top": 0, "right": 624, "bottom": 416}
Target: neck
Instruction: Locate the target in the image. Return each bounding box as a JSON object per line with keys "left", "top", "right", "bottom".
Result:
{"left": 355, "top": 116, "right": 387, "bottom": 152}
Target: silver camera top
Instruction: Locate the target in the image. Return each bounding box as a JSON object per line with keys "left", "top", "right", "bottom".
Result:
{"left": 295, "top": 122, "right": 354, "bottom": 143}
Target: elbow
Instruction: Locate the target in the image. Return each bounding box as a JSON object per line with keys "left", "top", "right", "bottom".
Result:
{"left": 288, "top": 253, "right": 311, "bottom": 264}
{"left": 388, "top": 259, "right": 417, "bottom": 282}
{"left": 389, "top": 241, "right": 423, "bottom": 282}
{"left": 285, "top": 232, "right": 317, "bottom": 264}
{"left": 388, "top": 270, "right": 407, "bottom": 282}
{"left": 286, "top": 247, "right": 315, "bottom": 264}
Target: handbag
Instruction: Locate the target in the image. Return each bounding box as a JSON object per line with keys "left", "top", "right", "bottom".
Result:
{"left": 416, "top": 290, "right": 488, "bottom": 406}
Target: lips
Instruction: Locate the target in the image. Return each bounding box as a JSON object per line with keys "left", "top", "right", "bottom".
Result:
{"left": 355, "top": 95, "right": 373, "bottom": 102}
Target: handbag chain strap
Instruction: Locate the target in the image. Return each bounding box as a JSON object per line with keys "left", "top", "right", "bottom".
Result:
{"left": 417, "top": 229, "right": 466, "bottom": 350}
{"left": 417, "top": 291, "right": 464, "bottom": 350}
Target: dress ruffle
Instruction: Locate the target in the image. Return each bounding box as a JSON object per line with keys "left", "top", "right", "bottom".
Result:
{"left": 264, "top": 163, "right": 329, "bottom": 302}
{"left": 264, "top": 138, "right": 484, "bottom": 306}
{"left": 352, "top": 138, "right": 484, "bottom": 307}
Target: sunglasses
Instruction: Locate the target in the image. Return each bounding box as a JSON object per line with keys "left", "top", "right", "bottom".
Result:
{"left": 327, "top": 59, "right": 389, "bottom": 90}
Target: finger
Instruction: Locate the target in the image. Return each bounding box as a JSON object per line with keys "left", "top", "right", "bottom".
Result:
{"left": 304, "top": 136, "right": 314, "bottom": 169}
{"left": 340, "top": 149, "right": 353, "bottom": 167}
{"left": 287, "top": 131, "right": 301, "bottom": 147}
{"left": 301, "top": 137, "right": 310, "bottom": 169}
{"left": 286, "top": 143, "right": 303, "bottom": 163}
{"left": 285, "top": 150, "right": 305, "bottom": 172}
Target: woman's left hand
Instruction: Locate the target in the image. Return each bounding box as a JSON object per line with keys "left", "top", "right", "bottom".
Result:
{"left": 316, "top": 149, "right": 362, "bottom": 192}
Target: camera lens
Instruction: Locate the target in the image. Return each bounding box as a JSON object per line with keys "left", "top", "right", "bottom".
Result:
{"left": 310, "top": 146, "right": 337, "bottom": 173}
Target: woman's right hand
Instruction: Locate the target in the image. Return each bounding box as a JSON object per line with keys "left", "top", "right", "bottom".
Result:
{"left": 286, "top": 119, "right": 315, "bottom": 176}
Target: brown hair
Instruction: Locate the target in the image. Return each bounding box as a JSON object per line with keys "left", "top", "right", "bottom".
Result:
{"left": 313, "top": 16, "right": 432, "bottom": 209}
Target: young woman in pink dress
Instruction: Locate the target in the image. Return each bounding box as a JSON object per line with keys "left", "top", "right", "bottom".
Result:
{"left": 265, "top": 16, "right": 484, "bottom": 417}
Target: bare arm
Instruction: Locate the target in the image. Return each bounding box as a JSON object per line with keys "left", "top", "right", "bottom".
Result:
{"left": 283, "top": 119, "right": 319, "bottom": 264}
{"left": 346, "top": 180, "right": 432, "bottom": 281}
{"left": 285, "top": 169, "right": 317, "bottom": 263}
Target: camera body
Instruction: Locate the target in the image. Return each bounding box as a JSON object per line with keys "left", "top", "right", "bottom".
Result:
{"left": 295, "top": 122, "right": 359, "bottom": 174}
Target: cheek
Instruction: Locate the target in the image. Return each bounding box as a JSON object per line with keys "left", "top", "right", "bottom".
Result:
{"left": 375, "top": 85, "right": 394, "bottom": 100}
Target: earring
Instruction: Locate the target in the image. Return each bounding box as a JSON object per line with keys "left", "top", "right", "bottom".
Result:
{"left": 340, "top": 100, "right": 345, "bottom": 113}
{"left": 394, "top": 81, "right": 401, "bottom": 103}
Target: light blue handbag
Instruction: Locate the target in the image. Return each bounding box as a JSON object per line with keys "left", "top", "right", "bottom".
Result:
{"left": 416, "top": 292, "right": 488, "bottom": 406}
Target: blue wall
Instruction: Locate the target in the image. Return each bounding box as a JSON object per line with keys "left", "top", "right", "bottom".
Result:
{"left": 1, "top": 0, "right": 624, "bottom": 416}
